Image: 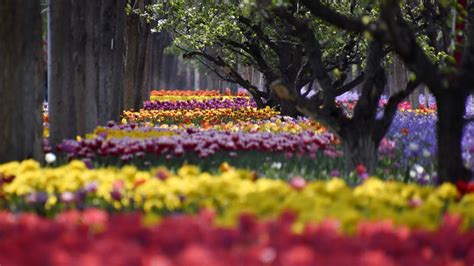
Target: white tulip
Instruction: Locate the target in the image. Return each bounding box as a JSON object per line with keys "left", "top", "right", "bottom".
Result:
{"left": 409, "top": 142, "right": 419, "bottom": 151}
{"left": 422, "top": 149, "right": 431, "bottom": 158}
{"left": 45, "top": 153, "right": 57, "bottom": 164}
{"left": 271, "top": 162, "right": 282, "bottom": 169}
{"left": 414, "top": 164, "right": 424, "bottom": 175}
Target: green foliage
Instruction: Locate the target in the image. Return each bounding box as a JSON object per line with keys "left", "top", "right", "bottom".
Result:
{"left": 146, "top": 0, "right": 242, "bottom": 54}
{"left": 142, "top": 0, "right": 368, "bottom": 89}
{"left": 142, "top": 0, "right": 462, "bottom": 95}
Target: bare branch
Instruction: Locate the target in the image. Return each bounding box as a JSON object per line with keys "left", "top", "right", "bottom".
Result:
{"left": 335, "top": 73, "right": 365, "bottom": 96}
{"left": 182, "top": 49, "right": 268, "bottom": 106}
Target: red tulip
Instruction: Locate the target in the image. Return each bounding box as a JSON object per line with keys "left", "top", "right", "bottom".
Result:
{"left": 355, "top": 164, "right": 367, "bottom": 176}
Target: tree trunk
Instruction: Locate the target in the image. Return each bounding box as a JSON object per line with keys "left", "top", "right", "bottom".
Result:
{"left": 149, "top": 36, "right": 161, "bottom": 90}
{"left": 143, "top": 31, "right": 153, "bottom": 92}
{"left": 269, "top": 82, "right": 301, "bottom": 116}
{"left": 206, "top": 74, "right": 212, "bottom": 90}
{"left": 0, "top": 0, "right": 44, "bottom": 163}
{"left": 194, "top": 67, "right": 200, "bottom": 90}
{"left": 246, "top": 90, "right": 265, "bottom": 108}
{"left": 49, "top": 0, "right": 77, "bottom": 146}
{"left": 230, "top": 81, "right": 238, "bottom": 94}
{"left": 409, "top": 87, "right": 420, "bottom": 109}
{"left": 123, "top": 0, "right": 150, "bottom": 111}
{"left": 435, "top": 91, "right": 471, "bottom": 183}
{"left": 258, "top": 72, "right": 265, "bottom": 91}
{"left": 340, "top": 124, "right": 378, "bottom": 174}
{"left": 280, "top": 100, "right": 300, "bottom": 117}
{"left": 49, "top": 0, "right": 127, "bottom": 146}
{"left": 153, "top": 32, "right": 172, "bottom": 89}
{"left": 98, "top": 0, "right": 127, "bottom": 124}
{"left": 199, "top": 70, "right": 207, "bottom": 88}
{"left": 164, "top": 54, "right": 179, "bottom": 89}
{"left": 185, "top": 65, "right": 193, "bottom": 90}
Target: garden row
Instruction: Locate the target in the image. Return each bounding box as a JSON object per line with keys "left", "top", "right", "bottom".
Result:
{"left": 2, "top": 89, "right": 474, "bottom": 265}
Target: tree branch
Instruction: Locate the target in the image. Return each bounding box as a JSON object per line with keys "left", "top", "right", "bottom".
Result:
{"left": 182, "top": 50, "right": 268, "bottom": 106}
{"left": 238, "top": 16, "right": 280, "bottom": 52}
{"left": 295, "top": 60, "right": 312, "bottom": 90}
{"left": 299, "top": 0, "right": 445, "bottom": 93}
{"left": 335, "top": 73, "right": 365, "bottom": 96}
{"left": 353, "top": 41, "right": 386, "bottom": 121}
{"left": 273, "top": 7, "right": 338, "bottom": 111}
{"left": 332, "top": 73, "right": 348, "bottom": 89}
{"left": 378, "top": 1, "right": 444, "bottom": 92}
{"left": 298, "top": 0, "right": 366, "bottom": 32}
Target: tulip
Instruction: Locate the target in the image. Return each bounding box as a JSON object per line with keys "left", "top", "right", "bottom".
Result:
{"left": 289, "top": 176, "right": 306, "bottom": 190}
{"left": 45, "top": 153, "right": 57, "bottom": 164}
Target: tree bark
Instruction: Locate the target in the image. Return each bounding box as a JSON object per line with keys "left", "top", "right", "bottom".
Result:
{"left": 49, "top": 0, "right": 127, "bottom": 146}
{"left": 280, "top": 100, "right": 300, "bottom": 117}
{"left": 160, "top": 53, "right": 178, "bottom": 89}
{"left": 152, "top": 32, "right": 172, "bottom": 89}
{"left": 97, "top": 0, "right": 127, "bottom": 124}
{"left": 0, "top": 0, "right": 44, "bottom": 163}
{"left": 194, "top": 67, "right": 200, "bottom": 90}
{"left": 339, "top": 124, "right": 378, "bottom": 173}
{"left": 435, "top": 90, "right": 471, "bottom": 183}
{"left": 185, "top": 65, "right": 193, "bottom": 90}
{"left": 123, "top": 0, "right": 150, "bottom": 111}
{"left": 143, "top": 29, "right": 154, "bottom": 93}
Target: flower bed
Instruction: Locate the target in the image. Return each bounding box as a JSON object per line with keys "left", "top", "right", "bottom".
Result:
{"left": 94, "top": 116, "right": 326, "bottom": 135}
{"left": 150, "top": 89, "right": 248, "bottom": 97}
{"left": 7, "top": 90, "right": 474, "bottom": 265}
{"left": 0, "top": 210, "right": 472, "bottom": 265}
{"left": 123, "top": 106, "right": 279, "bottom": 125}
{"left": 143, "top": 97, "right": 256, "bottom": 110}
{"left": 1, "top": 160, "right": 473, "bottom": 232}
{"left": 59, "top": 130, "right": 335, "bottom": 163}
{"left": 149, "top": 90, "right": 249, "bottom": 102}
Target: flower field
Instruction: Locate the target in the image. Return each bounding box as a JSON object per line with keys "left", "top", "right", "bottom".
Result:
{"left": 2, "top": 90, "right": 474, "bottom": 265}
{"left": 1, "top": 210, "right": 473, "bottom": 265}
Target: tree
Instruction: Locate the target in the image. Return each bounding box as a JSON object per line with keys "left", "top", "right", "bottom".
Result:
{"left": 146, "top": 0, "right": 423, "bottom": 172}
{"left": 146, "top": 0, "right": 364, "bottom": 116}
{"left": 268, "top": 4, "right": 419, "bottom": 173}
{"left": 296, "top": 0, "right": 474, "bottom": 183}
{"left": 146, "top": 30, "right": 172, "bottom": 90}
{"left": 0, "top": 0, "right": 44, "bottom": 163}
{"left": 48, "top": 0, "right": 127, "bottom": 146}
{"left": 123, "top": 0, "right": 152, "bottom": 111}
